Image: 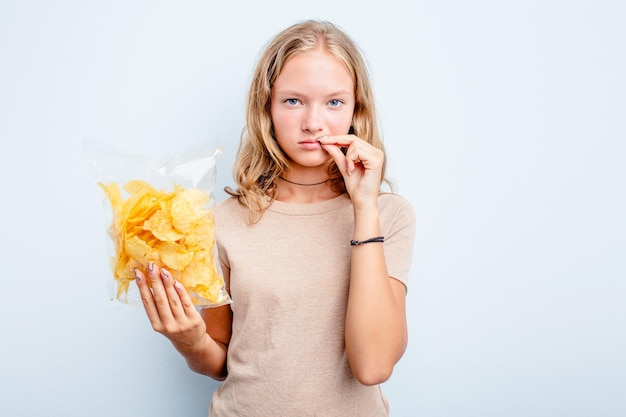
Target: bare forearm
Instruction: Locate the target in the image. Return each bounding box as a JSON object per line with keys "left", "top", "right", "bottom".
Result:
{"left": 174, "top": 334, "right": 228, "bottom": 380}
{"left": 345, "top": 205, "right": 407, "bottom": 385}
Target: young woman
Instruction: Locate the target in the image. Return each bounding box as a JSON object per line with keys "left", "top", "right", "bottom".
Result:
{"left": 134, "top": 20, "right": 415, "bottom": 416}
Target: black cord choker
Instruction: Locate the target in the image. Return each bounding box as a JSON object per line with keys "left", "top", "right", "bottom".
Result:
{"left": 278, "top": 176, "right": 329, "bottom": 186}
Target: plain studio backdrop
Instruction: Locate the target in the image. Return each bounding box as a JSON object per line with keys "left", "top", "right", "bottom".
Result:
{"left": 0, "top": 1, "right": 624, "bottom": 416}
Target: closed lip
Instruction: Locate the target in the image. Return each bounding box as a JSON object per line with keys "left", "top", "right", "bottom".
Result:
{"left": 298, "top": 139, "right": 322, "bottom": 149}
{"left": 299, "top": 136, "right": 325, "bottom": 144}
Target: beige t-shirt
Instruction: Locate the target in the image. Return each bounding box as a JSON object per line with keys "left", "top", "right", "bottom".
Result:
{"left": 210, "top": 193, "right": 415, "bottom": 417}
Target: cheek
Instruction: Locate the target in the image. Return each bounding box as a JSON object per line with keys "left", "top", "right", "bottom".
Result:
{"left": 270, "top": 109, "right": 286, "bottom": 136}
{"left": 272, "top": 115, "right": 295, "bottom": 140}
{"left": 329, "top": 113, "right": 354, "bottom": 134}
{"left": 336, "top": 104, "right": 355, "bottom": 132}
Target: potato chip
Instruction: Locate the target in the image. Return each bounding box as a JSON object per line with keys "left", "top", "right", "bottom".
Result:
{"left": 158, "top": 241, "right": 194, "bottom": 270}
{"left": 171, "top": 188, "right": 211, "bottom": 233}
{"left": 125, "top": 235, "right": 156, "bottom": 261}
{"left": 143, "top": 209, "right": 184, "bottom": 242}
{"left": 98, "top": 180, "right": 228, "bottom": 306}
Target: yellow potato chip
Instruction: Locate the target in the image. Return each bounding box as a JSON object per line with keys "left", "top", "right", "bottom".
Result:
{"left": 143, "top": 209, "right": 184, "bottom": 242}
{"left": 171, "top": 188, "right": 211, "bottom": 233}
{"left": 158, "top": 241, "right": 194, "bottom": 270}
{"left": 123, "top": 180, "right": 157, "bottom": 195}
{"left": 125, "top": 235, "right": 155, "bottom": 261}
{"left": 98, "top": 180, "right": 228, "bottom": 306}
{"left": 183, "top": 215, "right": 214, "bottom": 247}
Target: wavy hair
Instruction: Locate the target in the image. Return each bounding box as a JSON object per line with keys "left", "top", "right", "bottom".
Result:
{"left": 226, "top": 20, "right": 388, "bottom": 223}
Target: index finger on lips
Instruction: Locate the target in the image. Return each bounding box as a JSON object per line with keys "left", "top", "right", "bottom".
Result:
{"left": 316, "top": 134, "right": 354, "bottom": 147}
{"left": 319, "top": 134, "right": 366, "bottom": 158}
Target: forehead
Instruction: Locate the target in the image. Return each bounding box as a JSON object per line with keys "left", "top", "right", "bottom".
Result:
{"left": 273, "top": 49, "right": 354, "bottom": 93}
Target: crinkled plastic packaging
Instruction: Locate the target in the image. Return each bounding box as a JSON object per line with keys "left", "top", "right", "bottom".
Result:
{"left": 84, "top": 140, "right": 231, "bottom": 309}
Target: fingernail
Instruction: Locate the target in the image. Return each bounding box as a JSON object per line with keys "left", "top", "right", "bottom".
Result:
{"left": 161, "top": 268, "right": 170, "bottom": 283}
{"left": 148, "top": 261, "right": 154, "bottom": 271}
{"left": 174, "top": 281, "right": 183, "bottom": 291}
{"left": 133, "top": 268, "right": 141, "bottom": 282}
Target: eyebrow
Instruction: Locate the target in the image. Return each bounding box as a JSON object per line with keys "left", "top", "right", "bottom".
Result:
{"left": 273, "top": 89, "right": 353, "bottom": 97}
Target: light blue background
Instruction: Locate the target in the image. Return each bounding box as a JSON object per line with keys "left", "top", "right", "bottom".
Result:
{"left": 1, "top": 1, "right": 624, "bottom": 416}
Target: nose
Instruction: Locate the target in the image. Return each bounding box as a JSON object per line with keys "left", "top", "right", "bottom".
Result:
{"left": 302, "top": 104, "right": 324, "bottom": 133}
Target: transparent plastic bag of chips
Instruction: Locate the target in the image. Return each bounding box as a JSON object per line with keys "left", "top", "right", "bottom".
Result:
{"left": 84, "top": 139, "right": 231, "bottom": 309}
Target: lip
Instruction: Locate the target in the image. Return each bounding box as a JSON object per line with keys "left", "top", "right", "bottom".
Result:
{"left": 298, "top": 139, "right": 322, "bottom": 150}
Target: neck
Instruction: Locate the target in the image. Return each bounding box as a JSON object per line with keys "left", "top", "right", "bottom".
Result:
{"left": 274, "top": 177, "right": 340, "bottom": 203}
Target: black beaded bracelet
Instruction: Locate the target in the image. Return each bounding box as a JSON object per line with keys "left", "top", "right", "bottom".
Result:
{"left": 350, "top": 236, "right": 385, "bottom": 246}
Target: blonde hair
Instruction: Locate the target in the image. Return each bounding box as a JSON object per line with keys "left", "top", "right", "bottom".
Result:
{"left": 227, "top": 20, "right": 388, "bottom": 223}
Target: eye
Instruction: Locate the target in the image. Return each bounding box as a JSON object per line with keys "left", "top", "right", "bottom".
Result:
{"left": 285, "top": 98, "right": 300, "bottom": 106}
{"left": 329, "top": 99, "right": 342, "bottom": 107}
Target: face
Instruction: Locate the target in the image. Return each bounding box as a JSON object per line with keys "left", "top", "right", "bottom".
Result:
{"left": 270, "top": 48, "right": 355, "bottom": 170}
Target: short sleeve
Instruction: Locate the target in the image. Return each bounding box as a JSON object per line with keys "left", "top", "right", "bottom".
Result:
{"left": 214, "top": 198, "right": 235, "bottom": 295}
{"left": 379, "top": 194, "right": 416, "bottom": 289}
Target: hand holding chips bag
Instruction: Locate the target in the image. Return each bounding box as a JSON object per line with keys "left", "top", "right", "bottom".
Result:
{"left": 85, "top": 140, "right": 231, "bottom": 308}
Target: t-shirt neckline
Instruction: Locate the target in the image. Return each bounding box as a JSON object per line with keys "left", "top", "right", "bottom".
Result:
{"left": 268, "top": 193, "right": 351, "bottom": 215}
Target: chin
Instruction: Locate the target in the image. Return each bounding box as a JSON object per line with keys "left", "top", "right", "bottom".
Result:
{"left": 293, "top": 157, "right": 332, "bottom": 169}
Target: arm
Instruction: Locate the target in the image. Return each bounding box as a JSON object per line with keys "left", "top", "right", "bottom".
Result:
{"left": 319, "top": 136, "right": 408, "bottom": 386}
{"left": 346, "top": 205, "right": 408, "bottom": 386}
{"left": 134, "top": 262, "right": 232, "bottom": 380}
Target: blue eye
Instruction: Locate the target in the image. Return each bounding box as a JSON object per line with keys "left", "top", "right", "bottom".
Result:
{"left": 286, "top": 98, "right": 299, "bottom": 105}
{"left": 329, "top": 99, "right": 342, "bottom": 107}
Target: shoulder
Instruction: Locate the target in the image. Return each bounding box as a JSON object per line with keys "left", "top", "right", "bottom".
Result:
{"left": 215, "top": 196, "right": 247, "bottom": 222}
{"left": 215, "top": 196, "right": 240, "bottom": 212}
